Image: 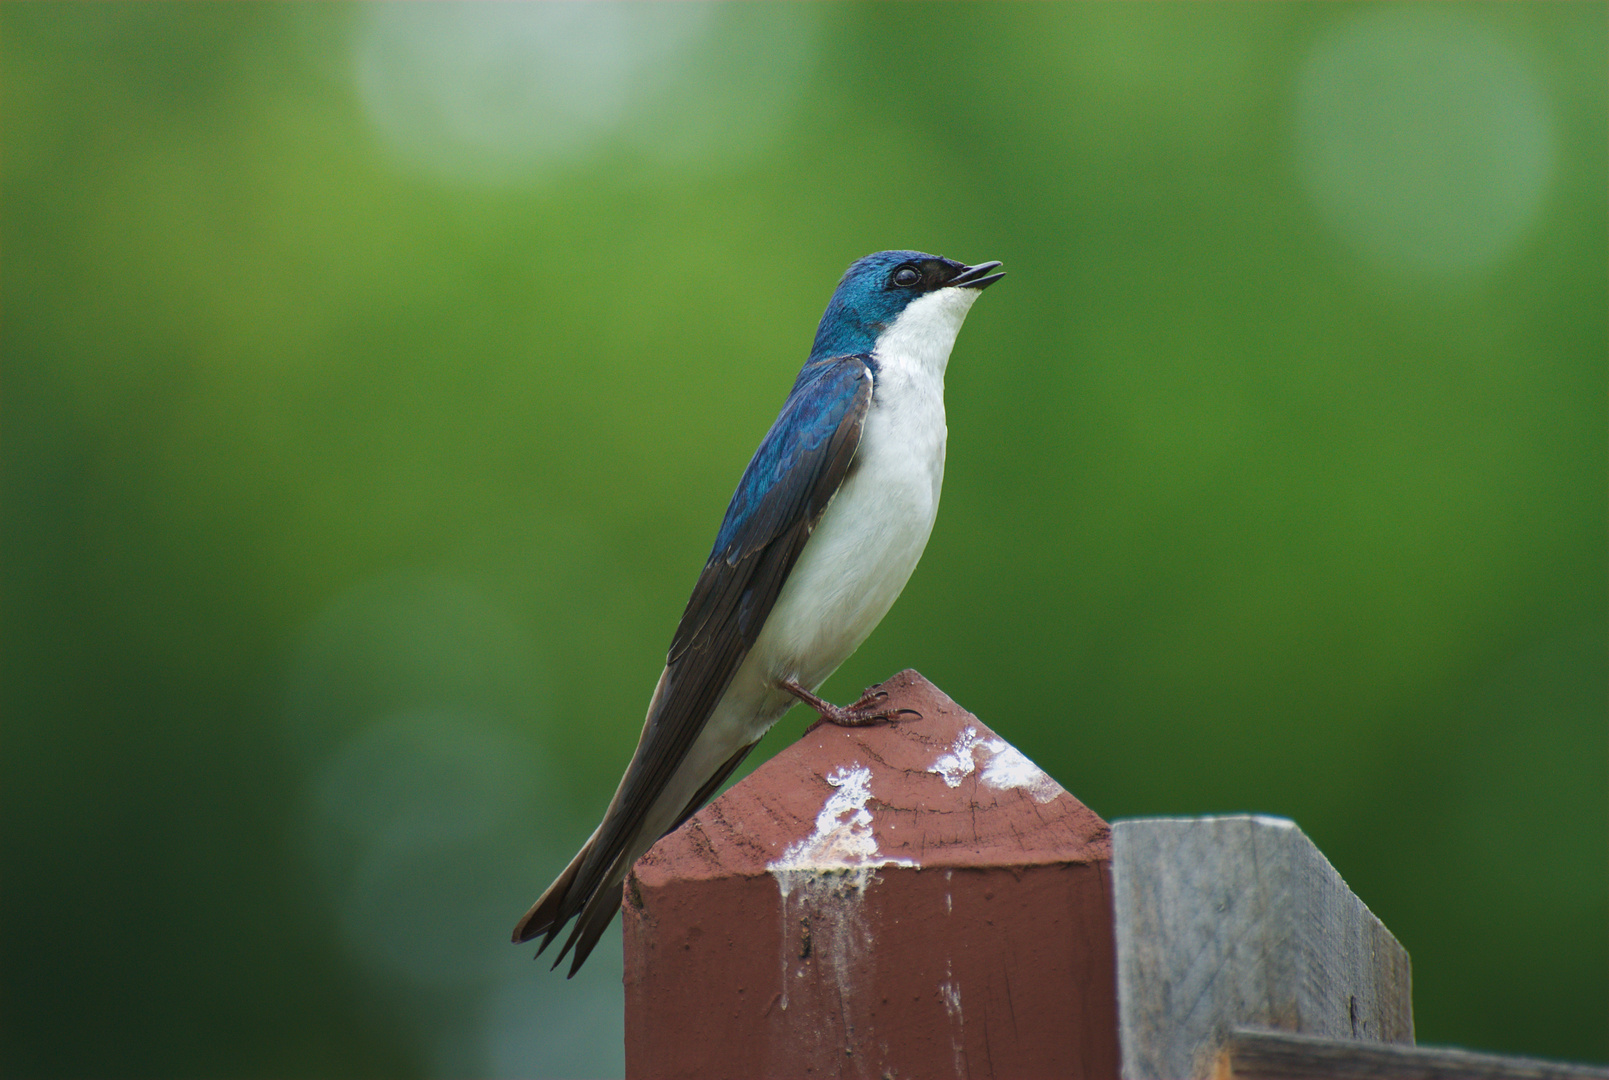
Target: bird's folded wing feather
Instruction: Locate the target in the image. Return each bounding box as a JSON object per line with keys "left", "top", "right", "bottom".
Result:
{"left": 570, "top": 355, "right": 874, "bottom": 894}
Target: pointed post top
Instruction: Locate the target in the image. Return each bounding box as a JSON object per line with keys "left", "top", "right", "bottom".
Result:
{"left": 623, "top": 670, "right": 1120, "bottom": 1080}
{"left": 634, "top": 668, "right": 1109, "bottom": 885}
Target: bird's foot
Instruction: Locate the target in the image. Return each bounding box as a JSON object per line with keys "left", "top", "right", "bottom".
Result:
{"left": 782, "top": 680, "right": 921, "bottom": 735}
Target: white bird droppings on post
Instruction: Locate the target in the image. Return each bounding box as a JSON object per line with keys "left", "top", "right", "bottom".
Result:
{"left": 940, "top": 958, "right": 965, "bottom": 1076}
{"left": 767, "top": 764, "right": 916, "bottom": 1014}
{"left": 929, "top": 727, "right": 985, "bottom": 786}
{"left": 770, "top": 765, "right": 909, "bottom": 873}
{"left": 941, "top": 979, "right": 962, "bottom": 1018}
{"left": 928, "top": 727, "right": 1063, "bottom": 803}
{"left": 980, "top": 743, "right": 1062, "bottom": 803}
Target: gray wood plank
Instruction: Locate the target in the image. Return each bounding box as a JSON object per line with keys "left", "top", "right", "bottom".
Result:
{"left": 1220, "top": 1029, "right": 1609, "bottom": 1080}
{"left": 1112, "top": 815, "right": 1413, "bottom": 1080}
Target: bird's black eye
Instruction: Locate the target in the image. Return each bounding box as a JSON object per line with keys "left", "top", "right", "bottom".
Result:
{"left": 892, "top": 266, "right": 921, "bottom": 288}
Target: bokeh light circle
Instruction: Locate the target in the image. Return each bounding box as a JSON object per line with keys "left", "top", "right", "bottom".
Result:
{"left": 355, "top": 3, "right": 714, "bottom": 186}
{"left": 353, "top": 3, "right": 816, "bottom": 188}
{"left": 1293, "top": 7, "right": 1555, "bottom": 279}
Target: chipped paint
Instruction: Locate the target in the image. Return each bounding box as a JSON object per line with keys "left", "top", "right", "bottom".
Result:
{"left": 768, "top": 764, "right": 915, "bottom": 1014}
{"left": 928, "top": 726, "right": 1063, "bottom": 803}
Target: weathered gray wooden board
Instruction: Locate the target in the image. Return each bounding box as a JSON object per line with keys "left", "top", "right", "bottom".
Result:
{"left": 1220, "top": 1029, "right": 1609, "bottom": 1080}
{"left": 1112, "top": 815, "right": 1413, "bottom": 1080}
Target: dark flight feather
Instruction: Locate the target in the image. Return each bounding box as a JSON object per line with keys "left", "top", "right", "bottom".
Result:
{"left": 513, "top": 356, "right": 874, "bottom": 974}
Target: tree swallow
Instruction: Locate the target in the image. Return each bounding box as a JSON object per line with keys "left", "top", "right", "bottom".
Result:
{"left": 514, "top": 250, "right": 1004, "bottom": 975}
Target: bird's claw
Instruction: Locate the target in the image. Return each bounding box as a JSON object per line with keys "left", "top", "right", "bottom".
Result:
{"left": 785, "top": 678, "right": 920, "bottom": 735}
{"left": 798, "top": 687, "right": 920, "bottom": 734}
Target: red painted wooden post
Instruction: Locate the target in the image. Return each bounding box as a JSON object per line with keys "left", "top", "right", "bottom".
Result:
{"left": 622, "top": 670, "right": 1118, "bottom": 1080}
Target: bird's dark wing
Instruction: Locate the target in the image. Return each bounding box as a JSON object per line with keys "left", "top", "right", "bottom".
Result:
{"left": 598, "top": 353, "right": 874, "bottom": 870}
{"left": 520, "top": 355, "right": 874, "bottom": 969}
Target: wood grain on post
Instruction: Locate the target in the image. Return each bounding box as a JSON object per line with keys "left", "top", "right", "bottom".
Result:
{"left": 1111, "top": 815, "right": 1414, "bottom": 1080}
{"left": 622, "top": 670, "right": 1119, "bottom": 1080}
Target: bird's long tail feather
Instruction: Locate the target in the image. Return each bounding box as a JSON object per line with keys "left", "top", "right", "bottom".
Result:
{"left": 511, "top": 736, "right": 762, "bottom": 976}
{"left": 511, "top": 825, "right": 597, "bottom": 954}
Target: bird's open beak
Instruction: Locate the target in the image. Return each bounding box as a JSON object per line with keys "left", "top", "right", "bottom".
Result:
{"left": 947, "top": 260, "right": 1006, "bottom": 290}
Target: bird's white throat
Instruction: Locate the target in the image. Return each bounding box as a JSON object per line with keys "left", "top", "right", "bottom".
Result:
{"left": 869, "top": 284, "right": 982, "bottom": 387}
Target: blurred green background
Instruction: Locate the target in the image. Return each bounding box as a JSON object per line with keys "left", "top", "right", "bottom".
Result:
{"left": 4, "top": 3, "right": 1604, "bottom": 1077}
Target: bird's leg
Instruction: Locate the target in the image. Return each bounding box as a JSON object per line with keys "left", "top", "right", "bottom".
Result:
{"left": 781, "top": 679, "right": 921, "bottom": 734}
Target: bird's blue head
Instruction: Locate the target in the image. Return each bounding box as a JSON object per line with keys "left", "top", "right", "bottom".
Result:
{"left": 808, "top": 250, "right": 1004, "bottom": 361}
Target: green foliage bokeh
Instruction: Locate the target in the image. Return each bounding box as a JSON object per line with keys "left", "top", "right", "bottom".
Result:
{"left": 4, "top": 4, "right": 1604, "bottom": 1077}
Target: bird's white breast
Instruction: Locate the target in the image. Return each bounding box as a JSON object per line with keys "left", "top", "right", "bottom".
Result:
{"left": 712, "top": 286, "right": 984, "bottom": 739}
